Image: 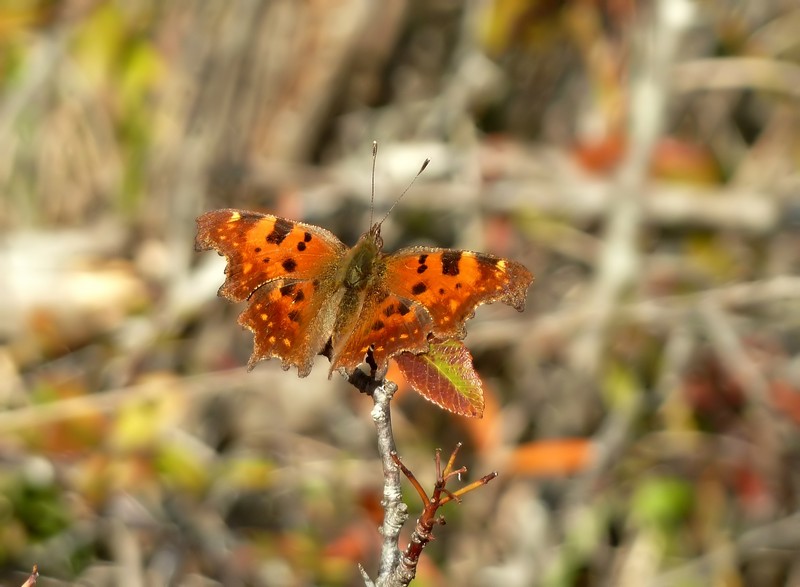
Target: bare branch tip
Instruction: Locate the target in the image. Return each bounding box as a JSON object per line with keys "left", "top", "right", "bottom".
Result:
{"left": 21, "top": 565, "right": 39, "bottom": 587}
{"left": 443, "top": 487, "right": 462, "bottom": 504}
{"left": 449, "top": 465, "right": 468, "bottom": 478}
{"left": 442, "top": 443, "right": 462, "bottom": 476}
{"left": 358, "top": 563, "right": 374, "bottom": 586}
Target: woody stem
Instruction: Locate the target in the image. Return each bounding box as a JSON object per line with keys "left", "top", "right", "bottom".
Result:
{"left": 369, "top": 380, "right": 408, "bottom": 586}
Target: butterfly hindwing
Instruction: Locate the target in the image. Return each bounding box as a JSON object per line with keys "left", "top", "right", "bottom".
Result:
{"left": 330, "top": 291, "right": 434, "bottom": 375}
{"left": 241, "top": 279, "right": 343, "bottom": 376}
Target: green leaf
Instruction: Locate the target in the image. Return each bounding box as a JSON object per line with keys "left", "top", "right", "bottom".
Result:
{"left": 632, "top": 477, "right": 694, "bottom": 531}
{"left": 394, "top": 339, "right": 485, "bottom": 418}
{"left": 155, "top": 442, "right": 209, "bottom": 495}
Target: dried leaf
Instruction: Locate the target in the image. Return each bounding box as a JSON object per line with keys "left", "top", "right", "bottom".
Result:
{"left": 572, "top": 133, "right": 626, "bottom": 174}
{"left": 651, "top": 137, "right": 721, "bottom": 185}
{"left": 323, "top": 521, "right": 374, "bottom": 561}
{"left": 394, "top": 340, "right": 484, "bottom": 418}
{"left": 507, "top": 438, "right": 593, "bottom": 477}
{"left": 770, "top": 380, "right": 800, "bottom": 426}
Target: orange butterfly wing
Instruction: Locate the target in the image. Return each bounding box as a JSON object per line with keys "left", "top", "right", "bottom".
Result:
{"left": 330, "top": 291, "right": 434, "bottom": 375}
{"left": 196, "top": 209, "right": 347, "bottom": 375}
{"left": 330, "top": 247, "right": 533, "bottom": 375}
{"left": 384, "top": 247, "right": 533, "bottom": 338}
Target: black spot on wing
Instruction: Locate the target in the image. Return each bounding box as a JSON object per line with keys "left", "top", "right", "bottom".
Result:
{"left": 412, "top": 282, "right": 427, "bottom": 295}
{"left": 262, "top": 257, "right": 270, "bottom": 263}
{"left": 417, "top": 264, "right": 428, "bottom": 274}
{"left": 266, "top": 218, "right": 294, "bottom": 244}
{"left": 371, "top": 320, "right": 385, "bottom": 331}
{"left": 287, "top": 309, "right": 301, "bottom": 323}
{"left": 255, "top": 247, "right": 261, "bottom": 253}
{"left": 418, "top": 254, "right": 428, "bottom": 265}
{"left": 474, "top": 252, "right": 501, "bottom": 267}
{"left": 280, "top": 284, "right": 296, "bottom": 297}
{"left": 282, "top": 258, "right": 297, "bottom": 272}
{"left": 297, "top": 242, "right": 306, "bottom": 251}
{"left": 398, "top": 302, "right": 411, "bottom": 316}
{"left": 303, "top": 232, "right": 312, "bottom": 242}
{"left": 441, "top": 250, "right": 462, "bottom": 276}
{"left": 294, "top": 290, "right": 305, "bottom": 302}
{"left": 383, "top": 304, "right": 396, "bottom": 317}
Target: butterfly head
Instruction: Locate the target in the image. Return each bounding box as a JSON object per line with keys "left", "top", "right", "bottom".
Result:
{"left": 367, "top": 221, "right": 384, "bottom": 250}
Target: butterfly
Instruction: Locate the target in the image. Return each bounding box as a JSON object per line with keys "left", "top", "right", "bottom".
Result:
{"left": 195, "top": 157, "right": 533, "bottom": 380}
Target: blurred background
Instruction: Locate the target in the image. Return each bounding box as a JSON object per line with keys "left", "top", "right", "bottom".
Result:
{"left": 2, "top": 0, "right": 800, "bottom": 585}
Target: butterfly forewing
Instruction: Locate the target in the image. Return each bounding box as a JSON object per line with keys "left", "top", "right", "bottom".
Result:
{"left": 195, "top": 209, "right": 347, "bottom": 301}
{"left": 382, "top": 248, "right": 534, "bottom": 339}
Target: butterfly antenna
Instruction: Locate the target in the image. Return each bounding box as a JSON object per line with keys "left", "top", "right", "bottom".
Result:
{"left": 377, "top": 156, "right": 430, "bottom": 227}
{"left": 370, "top": 141, "right": 378, "bottom": 228}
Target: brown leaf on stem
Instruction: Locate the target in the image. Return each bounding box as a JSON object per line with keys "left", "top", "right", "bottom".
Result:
{"left": 394, "top": 339, "right": 485, "bottom": 417}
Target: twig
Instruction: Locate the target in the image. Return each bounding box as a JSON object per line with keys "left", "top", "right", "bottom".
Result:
{"left": 484, "top": 276, "right": 800, "bottom": 355}
{"left": 109, "top": 517, "right": 144, "bottom": 587}
{"left": 390, "top": 444, "right": 498, "bottom": 585}
{"left": 362, "top": 379, "right": 497, "bottom": 586}
{"left": 0, "top": 368, "right": 288, "bottom": 434}
{"left": 20, "top": 565, "right": 38, "bottom": 587}
{"left": 243, "top": 156, "right": 781, "bottom": 233}
{"left": 672, "top": 57, "right": 800, "bottom": 98}
{"left": 368, "top": 380, "right": 407, "bottom": 586}
{"left": 697, "top": 300, "right": 784, "bottom": 491}
{"left": 570, "top": 0, "right": 695, "bottom": 373}
{"left": 697, "top": 301, "right": 775, "bottom": 414}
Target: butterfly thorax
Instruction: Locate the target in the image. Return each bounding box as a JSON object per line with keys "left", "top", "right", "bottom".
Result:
{"left": 340, "top": 226, "right": 383, "bottom": 290}
{"left": 328, "top": 226, "right": 388, "bottom": 362}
